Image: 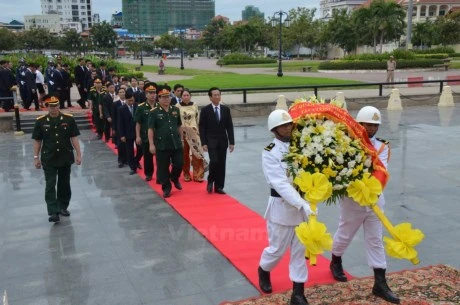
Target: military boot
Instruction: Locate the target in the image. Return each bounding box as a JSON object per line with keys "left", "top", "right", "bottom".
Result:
{"left": 372, "top": 268, "right": 400, "bottom": 304}
{"left": 330, "top": 254, "right": 347, "bottom": 282}
{"left": 258, "top": 266, "right": 272, "bottom": 293}
{"left": 290, "top": 282, "right": 309, "bottom": 305}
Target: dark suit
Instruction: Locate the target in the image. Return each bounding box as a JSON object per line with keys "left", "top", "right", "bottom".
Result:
{"left": 126, "top": 87, "right": 143, "bottom": 104}
{"left": 0, "top": 67, "right": 16, "bottom": 111}
{"left": 112, "top": 99, "right": 126, "bottom": 165}
{"left": 52, "top": 69, "right": 65, "bottom": 108}
{"left": 171, "top": 96, "right": 181, "bottom": 106}
{"left": 74, "top": 65, "right": 88, "bottom": 107}
{"left": 96, "top": 68, "right": 108, "bottom": 83}
{"left": 61, "top": 69, "right": 72, "bottom": 107}
{"left": 102, "top": 92, "right": 115, "bottom": 142}
{"left": 199, "top": 103, "right": 235, "bottom": 191}
{"left": 118, "top": 103, "right": 142, "bottom": 171}
{"left": 24, "top": 69, "right": 38, "bottom": 110}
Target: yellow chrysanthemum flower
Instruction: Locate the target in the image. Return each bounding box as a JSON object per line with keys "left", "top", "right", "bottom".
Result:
{"left": 346, "top": 173, "right": 382, "bottom": 206}
{"left": 352, "top": 163, "right": 364, "bottom": 177}
{"left": 322, "top": 166, "right": 337, "bottom": 178}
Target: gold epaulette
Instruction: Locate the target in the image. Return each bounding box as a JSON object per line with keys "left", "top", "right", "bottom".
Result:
{"left": 90, "top": 86, "right": 96, "bottom": 91}
{"left": 376, "top": 137, "right": 389, "bottom": 145}
{"left": 264, "top": 143, "right": 275, "bottom": 151}
{"left": 63, "top": 113, "right": 73, "bottom": 117}
{"left": 36, "top": 115, "right": 46, "bottom": 120}
{"left": 138, "top": 102, "right": 145, "bottom": 106}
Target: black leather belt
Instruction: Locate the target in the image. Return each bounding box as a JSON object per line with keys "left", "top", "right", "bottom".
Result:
{"left": 270, "top": 189, "right": 281, "bottom": 197}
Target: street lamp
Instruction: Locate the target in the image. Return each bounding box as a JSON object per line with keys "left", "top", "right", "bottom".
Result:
{"left": 271, "top": 11, "right": 291, "bottom": 77}
{"left": 139, "top": 36, "right": 144, "bottom": 66}
{"left": 180, "top": 29, "right": 185, "bottom": 70}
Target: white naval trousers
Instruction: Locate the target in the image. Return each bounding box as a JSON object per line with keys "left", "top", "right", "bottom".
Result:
{"left": 332, "top": 199, "right": 386, "bottom": 269}
{"left": 259, "top": 220, "right": 308, "bottom": 283}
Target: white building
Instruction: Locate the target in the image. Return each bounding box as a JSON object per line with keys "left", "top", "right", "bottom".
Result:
{"left": 320, "top": 0, "right": 367, "bottom": 20}
{"left": 24, "top": 14, "right": 61, "bottom": 34}
{"left": 397, "top": 0, "right": 460, "bottom": 23}
{"left": 40, "top": 0, "right": 93, "bottom": 31}
{"left": 61, "top": 21, "right": 82, "bottom": 33}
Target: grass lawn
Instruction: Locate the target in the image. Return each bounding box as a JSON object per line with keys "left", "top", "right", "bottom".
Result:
{"left": 226, "top": 60, "right": 323, "bottom": 72}
{"left": 165, "top": 74, "right": 365, "bottom": 90}
{"left": 123, "top": 63, "right": 230, "bottom": 76}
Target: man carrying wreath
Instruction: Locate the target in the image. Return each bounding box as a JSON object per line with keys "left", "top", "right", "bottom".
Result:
{"left": 329, "top": 106, "right": 400, "bottom": 304}
{"left": 258, "top": 109, "right": 314, "bottom": 305}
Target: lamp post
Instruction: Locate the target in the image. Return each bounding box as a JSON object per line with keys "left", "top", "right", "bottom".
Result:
{"left": 180, "top": 29, "right": 185, "bottom": 70}
{"left": 139, "top": 36, "right": 144, "bottom": 66}
{"left": 271, "top": 11, "right": 291, "bottom": 77}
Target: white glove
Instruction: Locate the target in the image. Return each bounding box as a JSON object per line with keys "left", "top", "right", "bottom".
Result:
{"left": 301, "top": 202, "right": 316, "bottom": 217}
{"left": 49, "top": 81, "right": 54, "bottom": 85}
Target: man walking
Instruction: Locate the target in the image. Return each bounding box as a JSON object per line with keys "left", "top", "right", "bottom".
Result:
{"left": 386, "top": 56, "right": 396, "bottom": 86}
{"left": 32, "top": 95, "right": 82, "bottom": 223}
{"left": 199, "top": 87, "right": 235, "bottom": 194}
{"left": 74, "top": 58, "right": 88, "bottom": 108}
{"left": 148, "top": 85, "right": 183, "bottom": 198}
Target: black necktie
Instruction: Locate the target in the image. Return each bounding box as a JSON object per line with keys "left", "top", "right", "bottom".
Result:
{"left": 129, "top": 105, "right": 133, "bottom": 115}
{"left": 214, "top": 106, "right": 219, "bottom": 122}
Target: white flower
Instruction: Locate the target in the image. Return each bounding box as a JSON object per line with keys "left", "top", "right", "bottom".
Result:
{"left": 336, "top": 153, "right": 344, "bottom": 164}
{"left": 314, "top": 155, "right": 323, "bottom": 164}
{"left": 348, "top": 160, "right": 356, "bottom": 168}
{"left": 364, "top": 156, "right": 372, "bottom": 168}
{"left": 333, "top": 184, "right": 344, "bottom": 190}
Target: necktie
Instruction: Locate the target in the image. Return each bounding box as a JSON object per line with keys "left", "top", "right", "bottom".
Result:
{"left": 129, "top": 105, "right": 133, "bottom": 116}
{"left": 214, "top": 106, "right": 219, "bottom": 122}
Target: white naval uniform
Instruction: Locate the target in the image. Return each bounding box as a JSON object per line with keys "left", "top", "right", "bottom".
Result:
{"left": 259, "top": 138, "right": 309, "bottom": 283}
{"left": 332, "top": 136, "right": 390, "bottom": 269}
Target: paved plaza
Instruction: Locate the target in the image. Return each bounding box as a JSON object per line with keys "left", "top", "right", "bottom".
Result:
{"left": 0, "top": 103, "right": 459, "bottom": 305}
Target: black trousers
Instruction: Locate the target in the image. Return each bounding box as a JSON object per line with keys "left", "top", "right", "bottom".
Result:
{"left": 24, "top": 90, "right": 39, "bottom": 110}
{"left": 117, "top": 135, "right": 126, "bottom": 164}
{"left": 207, "top": 145, "right": 227, "bottom": 190}
{"left": 43, "top": 165, "right": 71, "bottom": 215}
{"left": 77, "top": 85, "right": 87, "bottom": 107}
{"left": 142, "top": 142, "right": 154, "bottom": 178}
{"left": 103, "top": 119, "right": 111, "bottom": 142}
{"left": 125, "top": 138, "right": 143, "bottom": 170}
{"left": 156, "top": 148, "right": 183, "bottom": 192}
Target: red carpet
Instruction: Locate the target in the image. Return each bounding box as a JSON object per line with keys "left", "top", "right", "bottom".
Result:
{"left": 89, "top": 117, "right": 351, "bottom": 292}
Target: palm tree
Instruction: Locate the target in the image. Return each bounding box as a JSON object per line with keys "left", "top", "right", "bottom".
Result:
{"left": 370, "top": 0, "right": 406, "bottom": 53}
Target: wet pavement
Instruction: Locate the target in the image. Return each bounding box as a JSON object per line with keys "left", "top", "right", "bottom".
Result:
{"left": 0, "top": 104, "right": 459, "bottom": 305}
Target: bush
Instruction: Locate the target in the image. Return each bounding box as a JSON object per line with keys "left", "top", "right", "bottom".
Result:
{"left": 217, "top": 53, "right": 276, "bottom": 65}
{"left": 119, "top": 72, "right": 145, "bottom": 80}
{"left": 318, "top": 59, "right": 444, "bottom": 70}
{"left": 414, "top": 53, "right": 449, "bottom": 59}
{"left": 448, "top": 53, "right": 460, "bottom": 58}
{"left": 344, "top": 50, "right": 415, "bottom": 61}
{"left": 412, "top": 47, "right": 455, "bottom": 54}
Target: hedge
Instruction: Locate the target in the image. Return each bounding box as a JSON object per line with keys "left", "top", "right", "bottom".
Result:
{"left": 344, "top": 50, "right": 416, "bottom": 61}
{"left": 414, "top": 53, "right": 449, "bottom": 59}
{"left": 412, "top": 47, "right": 456, "bottom": 54}
{"left": 318, "top": 59, "right": 444, "bottom": 70}
{"left": 217, "top": 53, "right": 276, "bottom": 65}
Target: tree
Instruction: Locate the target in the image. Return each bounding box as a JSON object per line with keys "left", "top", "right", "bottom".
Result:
{"left": 90, "top": 21, "right": 117, "bottom": 50}
{"left": 369, "top": 0, "right": 406, "bottom": 53}
{"left": 201, "top": 18, "right": 230, "bottom": 56}
{"left": 19, "top": 28, "right": 54, "bottom": 51}
{"left": 56, "top": 29, "right": 82, "bottom": 52}
{"left": 0, "top": 29, "right": 18, "bottom": 51}
{"left": 435, "top": 11, "right": 460, "bottom": 45}
{"left": 413, "top": 20, "right": 438, "bottom": 48}
{"left": 156, "top": 33, "right": 180, "bottom": 51}
{"left": 327, "top": 9, "right": 359, "bottom": 54}
{"left": 285, "top": 7, "right": 317, "bottom": 58}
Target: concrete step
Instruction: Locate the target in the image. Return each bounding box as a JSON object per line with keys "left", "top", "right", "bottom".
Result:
{"left": 14, "top": 113, "right": 93, "bottom": 133}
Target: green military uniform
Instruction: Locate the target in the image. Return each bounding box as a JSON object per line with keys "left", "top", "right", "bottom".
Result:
{"left": 32, "top": 112, "right": 80, "bottom": 215}
{"left": 134, "top": 101, "right": 155, "bottom": 178}
{"left": 88, "top": 85, "right": 106, "bottom": 137}
{"left": 148, "top": 104, "right": 183, "bottom": 192}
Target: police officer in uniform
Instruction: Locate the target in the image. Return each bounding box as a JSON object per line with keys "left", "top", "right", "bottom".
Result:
{"left": 135, "top": 82, "right": 157, "bottom": 182}
{"left": 329, "top": 106, "right": 400, "bottom": 304}
{"left": 88, "top": 78, "right": 105, "bottom": 139}
{"left": 148, "top": 85, "right": 183, "bottom": 198}
{"left": 258, "top": 110, "right": 314, "bottom": 305}
{"left": 32, "top": 95, "right": 82, "bottom": 223}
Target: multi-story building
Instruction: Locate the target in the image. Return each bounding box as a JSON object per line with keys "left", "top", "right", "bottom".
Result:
{"left": 242, "top": 5, "right": 264, "bottom": 21}
{"left": 320, "top": 0, "right": 367, "bottom": 19}
{"left": 24, "top": 14, "right": 61, "bottom": 34}
{"left": 40, "top": 0, "right": 92, "bottom": 31}
{"left": 397, "top": 0, "right": 460, "bottom": 22}
{"left": 122, "top": 0, "right": 215, "bottom": 36}
{"left": 111, "top": 11, "right": 123, "bottom": 28}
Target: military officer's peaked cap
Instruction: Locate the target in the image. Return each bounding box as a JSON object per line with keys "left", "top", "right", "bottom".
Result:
{"left": 42, "top": 94, "right": 60, "bottom": 106}
{"left": 157, "top": 85, "right": 171, "bottom": 96}
{"left": 144, "top": 82, "right": 158, "bottom": 92}
{"left": 94, "top": 78, "right": 102, "bottom": 83}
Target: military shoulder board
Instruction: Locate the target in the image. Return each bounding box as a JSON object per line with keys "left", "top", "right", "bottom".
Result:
{"left": 376, "top": 137, "right": 389, "bottom": 145}
{"left": 138, "top": 102, "right": 145, "bottom": 106}
{"left": 36, "top": 115, "right": 46, "bottom": 120}
{"left": 264, "top": 143, "right": 275, "bottom": 151}
{"left": 63, "top": 113, "right": 73, "bottom": 117}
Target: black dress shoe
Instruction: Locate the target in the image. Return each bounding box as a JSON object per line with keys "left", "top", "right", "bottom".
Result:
{"left": 207, "top": 183, "right": 213, "bottom": 194}
{"left": 129, "top": 169, "right": 136, "bottom": 175}
{"left": 118, "top": 163, "right": 124, "bottom": 168}
{"left": 48, "top": 214, "right": 60, "bottom": 223}
{"left": 215, "top": 188, "right": 226, "bottom": 194}
{"left": 145, "top": 176, "right": 152, "bottom": 181}
{"left": 172, "top": 180, "right": 182, "bottom": 190}
{"left": 60, "top": 209, "right": 70, "bottom": 217}
{"left": 163, "top": 190, "right": 171, "bottom": 198}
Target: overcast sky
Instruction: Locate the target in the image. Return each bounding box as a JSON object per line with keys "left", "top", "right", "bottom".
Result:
{"left": 2, "top": 0, "right": 319, "bottom": 24}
